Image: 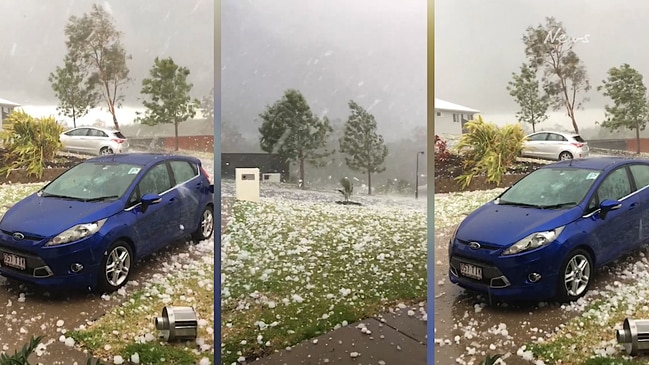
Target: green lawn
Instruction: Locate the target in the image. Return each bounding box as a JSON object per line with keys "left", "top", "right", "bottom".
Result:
{"left": 221, "top": 197, "right": 427, "bottom": 364}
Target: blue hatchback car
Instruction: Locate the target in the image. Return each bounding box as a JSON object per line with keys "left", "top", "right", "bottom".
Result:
{"left": 0, "top": 153, "right": 214, "bottom": 293}
{"left": 449, "top": 157, "right": 649, "bottom": 302}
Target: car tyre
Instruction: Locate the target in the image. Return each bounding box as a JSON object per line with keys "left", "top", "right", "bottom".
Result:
{"left": 100, "top": 147, "right": 114, "bottom": 155}
{"left": 192, "top": 205, "right": 214, "bottom": 242}
{"left": 559, "top": 151, "right": 573, "bottom": 160}
{"left": 98, "top": 241, "right": 133, "bottom": 293}
{"left": 556, "top": 249, "right": 592, "bottom": 302}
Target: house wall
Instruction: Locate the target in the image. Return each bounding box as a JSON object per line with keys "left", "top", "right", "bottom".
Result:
{"left": 434, "top": 111, "right": 460, "bottom": 134}
{"left": 434, "top": 110, "right": 474, "bottom": 135}
{"left": 221, "top": 153, "right": 290, "bottom": 181}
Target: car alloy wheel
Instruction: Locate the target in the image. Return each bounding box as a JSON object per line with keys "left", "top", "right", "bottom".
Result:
{"left": 559, "top": 151, "right": 573, "bottom": 160}
{"left": 99, "top": 241, "right": 132, "bottom": 292}
{"left": 100, "top": 147, "right": 114, "bottom": 155}
{"left": 192, "top": 205, "right": 214, "bottom": 242}
{"left": 558, "top": 249, "right": 592, "bottom": 302}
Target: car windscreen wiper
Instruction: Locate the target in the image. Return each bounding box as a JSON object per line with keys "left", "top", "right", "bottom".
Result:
{"left": 496, "top": 199, "right": 542, "bottom": 208}
{"left": 539, "top": 202, "right": 578, "bottom": 209}
{"left": 39, "top": 192, "right": 85, "bottom": 201}
{"left": 83, "top": 195, "right": 119, "bottom": 202}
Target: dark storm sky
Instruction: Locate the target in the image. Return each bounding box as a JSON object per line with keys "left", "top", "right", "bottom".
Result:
{"left": 435, "top": 0, "right": 649, "bottom": 129}
{"left": 0, "top": 0, "right": 213, "bottom": 106}
{"left": 221, "top": 0, "right": 427, "bottom": 141}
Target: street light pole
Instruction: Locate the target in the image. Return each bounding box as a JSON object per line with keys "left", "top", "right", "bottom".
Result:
{"left": 415, "top": 151, "right": 424, "bottom": 199}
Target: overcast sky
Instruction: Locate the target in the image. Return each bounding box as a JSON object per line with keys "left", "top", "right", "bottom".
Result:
{"left": 435, "top": 0, "right": 649, "bottom": 131}
{"left": 222, "top": 0, "right": 426, "bottom": 142}
{"left": 0, "top": 0, "right": 213, "bottom": 123}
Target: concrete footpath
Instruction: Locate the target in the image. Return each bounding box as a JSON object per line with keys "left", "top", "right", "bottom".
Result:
{"left": 253, "top": 304, "right": 427, "bottom": 365}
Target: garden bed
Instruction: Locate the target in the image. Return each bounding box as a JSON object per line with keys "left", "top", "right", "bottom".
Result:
{"left": 0, "top": 150, "right": 86, "bottom": 184}
{"left": 434, "top": 154, "right": 545, "bottom": 193}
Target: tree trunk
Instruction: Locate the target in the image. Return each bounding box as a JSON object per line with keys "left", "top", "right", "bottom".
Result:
{"left": 569, "top": 112, "right": 579, "bottom": 134}
{"left": 299, "top": 158, "right": 305, "bottom": 190}
{"left": 532, "top": 122, "right": 536, "bottom": 133}
{"left": 637, "top": 123, "right": 641, "bottom": 154}
{"left": 109, "top": 102, "right": 119, "bottom": 130}
{"left": 174, "top": 121, "right": 180, "bottom": 151}
{"left": 367, "top": 170, "right": 372, "bottom": 195}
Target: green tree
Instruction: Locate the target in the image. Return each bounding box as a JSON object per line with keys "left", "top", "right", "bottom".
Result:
{"left": 506, "top": 63, "right": 549, "bottom": 133}
{"left": 339, "top": 100, "right": 388, "bottom": 195}
{"left": 523, "top": 17, "right": 590, "bottom": 133}
{"left": 258, "top": 89, "right": 333, "bottom": 189}
{"left": 201, "top": 87, "right": 214, "bottom": 123}
{"left": 63, "top": 3, "right": 131, "bottom": 130}
{"left": 137, "top": 57, "right": 200, "bottom": 151}
{"left": 49, "top": 56, "right": 99, "bottom": 128}
{"left": 598, "top": 64, "right": 649, "bottom": 154}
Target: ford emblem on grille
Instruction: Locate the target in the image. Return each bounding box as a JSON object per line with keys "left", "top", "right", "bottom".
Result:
{"left": 468, "top": 241, "right": 481, "bottom": 250}
{"left": 12, "top": 232, "right": 24, "bottom": 241}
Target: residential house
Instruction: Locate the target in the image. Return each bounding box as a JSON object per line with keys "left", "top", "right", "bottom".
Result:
{"left": 434, "top": 98, "right": 479, "bottom": 135}
{"left": 0, "top": 98, "right": 20, "bottom": 129}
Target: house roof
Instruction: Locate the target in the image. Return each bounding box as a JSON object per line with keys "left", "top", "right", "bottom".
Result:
{"left": 434, "top": 98, "right": 479, "bottom": 113}
{"left": 0, "top": 98, "right": 20, "bottom": 107}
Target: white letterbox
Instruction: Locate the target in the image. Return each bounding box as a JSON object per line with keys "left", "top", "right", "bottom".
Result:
{"left": 235, "top": 168, "right": 260, "bottom": 202}
{"left": 262, "top": 173, "right": 281, "bottom": 183}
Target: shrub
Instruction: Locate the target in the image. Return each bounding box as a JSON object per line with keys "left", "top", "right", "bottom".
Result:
{"left": 338, "top": 177, "right": 353, "bottom": 202}
{"left": 453, "top": 115, "right": 525, "bottom": 188}
{"left": 434, "top": 134, "right": 451, "bottom": 164}
{"left": 0, "top": 110, "right": 64, "bottom": 178}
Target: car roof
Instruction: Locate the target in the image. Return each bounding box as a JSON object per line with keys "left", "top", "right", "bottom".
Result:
{"left": 65, "top": 126, "right": 123, "bottom": 134}
{"left": 528, "top": 130, "right": 581, "bottom": 137}
{"left": 84, "top": 153, "right": 201, "bottom": 167}
{"left": 544, "top": 156, "right": 647, "bottom": 171}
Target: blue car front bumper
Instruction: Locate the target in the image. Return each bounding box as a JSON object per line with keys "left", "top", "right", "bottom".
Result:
{"left": 448, "top": 240, "right": 565, "bottom": 301}
{"left": 0, "top": 231, "right": 104, "bottom": 291}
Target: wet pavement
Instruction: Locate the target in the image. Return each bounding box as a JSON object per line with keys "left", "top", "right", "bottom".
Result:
{"left": 432, "top": 226, "right": 623, "bottom": 365}
{"left": 252, "top": 306, "right": 427, "bottom": 365}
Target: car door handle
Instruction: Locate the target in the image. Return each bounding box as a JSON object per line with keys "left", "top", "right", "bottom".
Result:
{"left": 168, "top": 197, "right": 177, "bottom": 205}
{"left": 630, "top": 202, "right": 638, "bottom": 210}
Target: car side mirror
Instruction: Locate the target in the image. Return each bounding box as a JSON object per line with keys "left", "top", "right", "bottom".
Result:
{"left": 140, "top": 193, "right": 162, "bottom": 213}
{"left": 599, "top": 199, "right": 622, "bottom": 220}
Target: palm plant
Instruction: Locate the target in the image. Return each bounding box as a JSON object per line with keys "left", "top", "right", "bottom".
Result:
{"left": 454, "top": 115, "right": 526, "bottom": 188}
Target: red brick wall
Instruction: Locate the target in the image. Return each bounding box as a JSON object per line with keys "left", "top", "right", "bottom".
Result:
{"left": 162, "top": 135, "right": 214, "bottom": 152}
{"left": 625, "top": 139, "right": 649, "bottom": 153}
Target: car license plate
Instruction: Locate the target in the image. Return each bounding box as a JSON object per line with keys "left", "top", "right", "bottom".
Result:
{"left": 459, "top": 263, "right": 482, "bottom": 280}
{"left": 3, "top": 253, "right": 26, "bottom": 270}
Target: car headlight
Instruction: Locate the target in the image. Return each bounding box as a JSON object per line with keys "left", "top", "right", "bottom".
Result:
{"left": 502, "top": 226, "right": 565, "bottom": 256}
{"left": 45, "top": 219, "right": 107, "bottom": 246}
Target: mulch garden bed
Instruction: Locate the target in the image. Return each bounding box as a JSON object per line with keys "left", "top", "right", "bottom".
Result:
{"left": 435, "top": 154, "right": 546, "bottom": 194}
{"left": 0, "top": 150, "right": 87, "bottom": 184}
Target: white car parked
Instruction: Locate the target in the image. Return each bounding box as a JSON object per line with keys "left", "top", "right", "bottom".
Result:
{"left": 60, "top": 126, "right": 129, "bottom": 156}
{"left": 521, "top": 131, "right": 589, "bottom": 161}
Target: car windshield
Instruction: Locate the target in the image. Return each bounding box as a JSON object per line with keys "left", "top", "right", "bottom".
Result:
{"left": 41, "top": 162, "right": 142, "bottom": 202}
{"left": 497, "top": 167, "right": 599, "bottom": 209}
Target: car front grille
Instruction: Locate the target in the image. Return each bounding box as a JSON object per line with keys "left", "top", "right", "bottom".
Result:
{"left": 450, "top": 255, "right": 511, "bottom": 288}
{"left": 0, "top": 245, "right": 53, "bottom": 278}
